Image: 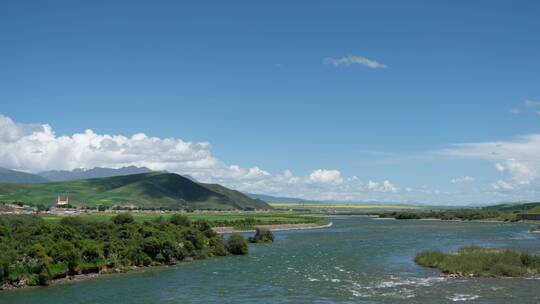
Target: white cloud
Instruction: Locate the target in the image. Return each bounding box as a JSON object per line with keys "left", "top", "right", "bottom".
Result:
{"left": 0, "top": 115, "right": 46, "bottom": 143}
{"left": 381, "top": 180, "right": 398, "bottom": 193}
{"left": 0, "top": 114, "right": 423, "bottom": 202}
{"left": 439, "top": 134, "right": 540, "bottom": 190}
{"left": 309, "top": 169, "right": 343, "bottom": 184}
{"left": 324, "top": 55, "right": 387, "bottom": 69}
{"left": 509, "top": 108, "right": 520, "bottom": 114}
{"left": 364, "top": 179, "right": 397, "bottom": 192}
{"left": 367, "top": 180, "right": 379, "bottom": 190}
{"left": 491, "top": 180, "right": 513, "bottom": 190}
{"left": 450, "top": 176, "right": 474, "bottom": 184}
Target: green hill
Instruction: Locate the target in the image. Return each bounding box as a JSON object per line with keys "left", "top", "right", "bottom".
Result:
{"left": 0, "top": 172, "right": 270, "bottom": 210}
{"left": 483, "top": 202, "right": 540, "bottom": 214}
{"left": 0, "top": 167, "right": 49, "bottom": 184}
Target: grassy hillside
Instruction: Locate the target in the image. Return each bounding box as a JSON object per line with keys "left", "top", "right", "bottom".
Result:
{"left": 0, "top": 167, "right": 49, "bottom": 184}
{"left": 0, "top": 173, "right": 270, "bottom": 210}
{"left": 201, "top": 184, "right": 269, "bottom": 210}
{"left": 483, "top": 202, "right": 540, "bottom": 214}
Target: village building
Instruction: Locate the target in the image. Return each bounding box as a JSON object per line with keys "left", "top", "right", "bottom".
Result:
{"left": 56, "top": 195, "right": 69, "bottom": 208}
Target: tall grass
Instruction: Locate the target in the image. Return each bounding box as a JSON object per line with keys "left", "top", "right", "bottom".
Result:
{"left": 415, "top": 246, "right": 540, "bottom": 277}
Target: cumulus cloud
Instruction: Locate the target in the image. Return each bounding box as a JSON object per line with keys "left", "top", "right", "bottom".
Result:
{"left": 450, "top": 176, "right": 474, "bottom": 184}
{"left": 367, "top": 180, "right": 379, "bottom": 190}
{"left": 439, "top": 134, "right": 540, "bottom": 190}
{"left": 364, "top": 180, "right": 398, "bottom": 192}
{"left": 324, "top": 55, "right": 387, "bottom": 69}
{"left": 309, "top": 169, "right": 343, "bottom": 184}
{"left": 381, "top": 180, "right": 398, "bottom": 193}
{"left": 0, "top": 115, "right": 221, "bottom": 176}
{"left": 0, "top": 114, "right": 417, "bottom": 202}
{"left": 491, "top": 180, "right": 513, "bottom": 190}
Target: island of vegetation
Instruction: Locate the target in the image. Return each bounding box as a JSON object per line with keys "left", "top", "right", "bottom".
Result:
{"left": 374, "top": 202, "right": 540, "bottom": 222}
{"left": 0, "top": 213, "right": 249, "bottom": 289}
{"left": 415, "top": 246, "right": 540, "bottom": 277}
{"left": 248, "top": 228, "right": 274, "bottom": 243}
{"left": 377, "top": 210, "right": 519, "bottom": 221}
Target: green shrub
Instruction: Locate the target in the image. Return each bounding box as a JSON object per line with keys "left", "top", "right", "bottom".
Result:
{"left": 226, "top": 234, "right": 248, "bottom": 255}
{"left": 81, "top": 240, "right": 103, "bottom": 263}
{"left": 0, "top": 215, "right": 234, "bottom": 287}
{"left": 51, "top": 240, "right": 79, "bottom": 275}
{"left": 170, "top": 214, "right": 190, "bottom": 227}
{"left": 209, "top": 237, "right": 228, "bottom": 256}
{"left": 248, "top": 228, "right": 274, "bottom": 243}
{"left": 112, "top": 213, "right": 135, "bottom": 225}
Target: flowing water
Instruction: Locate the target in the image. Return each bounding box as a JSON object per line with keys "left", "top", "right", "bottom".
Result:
{"left": 1, "top": 217, "right": 539, "bottom": 303}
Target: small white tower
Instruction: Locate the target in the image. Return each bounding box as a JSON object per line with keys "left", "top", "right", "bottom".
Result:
{"left": 56, "top": 195, "right": 69, "bottom": 208}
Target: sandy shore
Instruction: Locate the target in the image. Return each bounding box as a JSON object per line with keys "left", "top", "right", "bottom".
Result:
{"left": 212, "top": 222, "right": 333, "bottom": 234}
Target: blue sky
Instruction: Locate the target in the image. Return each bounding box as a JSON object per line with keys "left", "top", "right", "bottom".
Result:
{"left": 1, "top": 0, "right": 539, "bottom": 204}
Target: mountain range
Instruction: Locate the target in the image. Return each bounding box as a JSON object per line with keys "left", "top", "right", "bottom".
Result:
{"left": 38, "top": 166, "right": 154, "bottom": 181}
{"left": 0, "top": 167, "right": 49, "bottom": 184}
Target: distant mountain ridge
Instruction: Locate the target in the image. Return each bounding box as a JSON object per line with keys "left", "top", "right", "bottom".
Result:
{"left": 248, "top": 193, "right": 416, "bottom": 206}
{"left": 248, "top": 193, "right": 312, "bottom": 203}
{"left": 38, "top": 166, "right": 154, "bottom": 181}
{"left": 0, "top": 167, "right": 49, "bottom": 184}
{"left": 0, "top": 172, "right": 270, "bottom": 210}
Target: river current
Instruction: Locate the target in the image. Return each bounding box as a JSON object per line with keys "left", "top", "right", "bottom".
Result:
{"left": 1, "top": 217, "right": 539, "bottom": 303}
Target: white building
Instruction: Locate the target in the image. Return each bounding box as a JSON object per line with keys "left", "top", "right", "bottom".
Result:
{"left": 56, "top": 195, "right": 69, "bottom": 208}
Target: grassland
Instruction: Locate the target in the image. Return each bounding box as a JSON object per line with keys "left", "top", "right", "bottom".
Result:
{"left": 415, "top": 246, "right": 540, "bottom": 277}
{"left": 39, "top": 210, "right": 328, "bottom": 230}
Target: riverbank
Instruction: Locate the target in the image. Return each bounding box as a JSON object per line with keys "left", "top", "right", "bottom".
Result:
{"left": 0, "top": 260, "right": 194, "bottom": 291}
{"left": 0, "top": 213, "right": 252, "bottom": 291}
{"left": 1, "top": 223, "right": 333, "bottom": 291}
{"left": 212, "top": 222, "right": 333, "bottom": 233}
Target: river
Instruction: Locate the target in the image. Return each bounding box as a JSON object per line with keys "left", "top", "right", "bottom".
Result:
{"left": 1, "top": 217, "right": 539, "bottom": 303}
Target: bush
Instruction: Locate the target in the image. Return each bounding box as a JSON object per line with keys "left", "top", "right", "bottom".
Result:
{"left": 142, "top": 237, "right": 162, "bottom": 258}
{"left": 0, "top": 215, "right": 233, "bottom": 287}
{"left": 226, "top": 234, "right": 248, "bottom": 255}
{"left": 209, "top": 237, "right": 228, "bottom": 256}
{"left": 170, "top": 214, "right": 190, "bottom": 227}
{"left": 248, "top": 228, "right": 274, "bottom": 243}
{"left": 112, "top": 213, "right": 135, "bottom": 225}
{"left": 52, "top": 240, "right": 79, "bottom": 275}
{"left": 81, "top": 240, "right": 103, "bottom": 263}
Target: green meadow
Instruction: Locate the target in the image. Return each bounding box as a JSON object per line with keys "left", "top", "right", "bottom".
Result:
{"left": 39, "top": 211, "right": 327, "bottom": 229}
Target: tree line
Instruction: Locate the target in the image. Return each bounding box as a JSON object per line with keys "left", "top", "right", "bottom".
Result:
{"left": 0, "top": 214, "right": 248, "bottom": 288}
